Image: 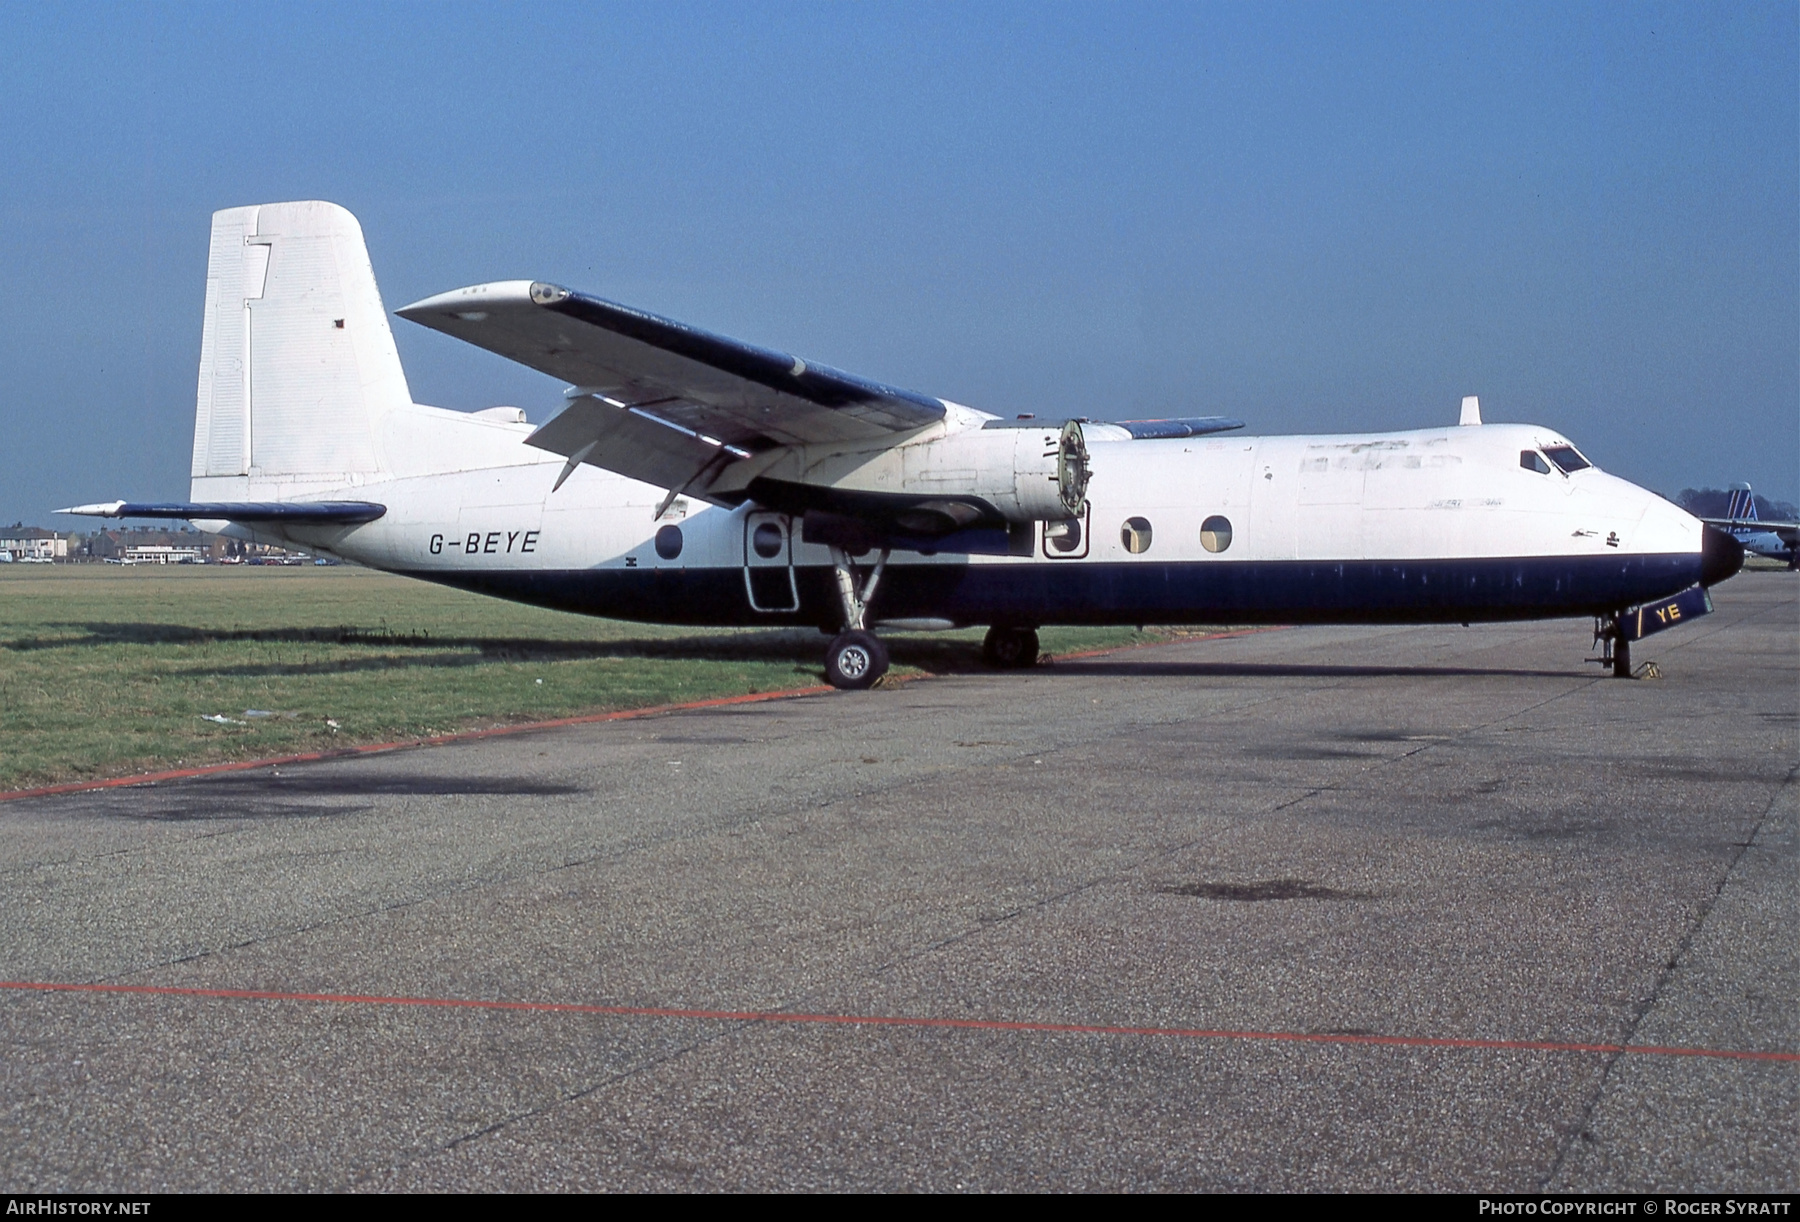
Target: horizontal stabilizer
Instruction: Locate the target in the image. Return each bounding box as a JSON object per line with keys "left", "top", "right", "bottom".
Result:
{"left": 59, "top": 501, "right": 387, "bottom": 524}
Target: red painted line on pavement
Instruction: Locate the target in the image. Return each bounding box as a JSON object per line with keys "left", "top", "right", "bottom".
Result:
{"left": 0, "top": 627, "right": 1288, "bottom": 803}
{"left": 3, "top": 980, "right": 1792, "bottom": 1064}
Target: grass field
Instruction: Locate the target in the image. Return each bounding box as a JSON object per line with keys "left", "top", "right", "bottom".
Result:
{"left": 0, "top": 565, "right": 1176, "bottom": 791}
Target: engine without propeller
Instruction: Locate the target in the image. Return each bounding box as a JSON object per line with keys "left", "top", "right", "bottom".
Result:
{"left": 897, "top": 419, "right": 1089, "bottom": 525}
{"left": 725, "top": 414, "right": 1091, "bottom": 536}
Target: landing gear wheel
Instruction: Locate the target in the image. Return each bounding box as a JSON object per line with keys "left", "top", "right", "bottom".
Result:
{"left": 1612, "top": 634, "right": 1631, "bottom": 679}
{"left": 982, "top": 626, "right": 1040, "bottom": 669}
{"left": 825, "top": 629, "right": 889, "bottom": 690}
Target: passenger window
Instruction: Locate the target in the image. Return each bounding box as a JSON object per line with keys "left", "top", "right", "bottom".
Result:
{"left": 1121, "top": 517, "right": 1153, "bottom": 554}
{"left": 1045, "top": 517, "right": 1083, "bottom": 554}
{"left": 1200, "top": 515, "right": 1232, "bottom": 553}
{"left": 751, "top": 522, "right": 784, "bottom": 558}
{"left": 1520, "top": 451, "right": 1552, "bottom": 474}
{"left": 1043, "top": 504, "right": 1090, "bottom": 559}
{"left": 1543, "top": 445, "right": 1591, "bottom": 474}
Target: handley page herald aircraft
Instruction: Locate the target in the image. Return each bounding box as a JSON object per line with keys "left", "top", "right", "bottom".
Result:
{"left": 65, "top": 201, "right": 1743, "bottom": 685}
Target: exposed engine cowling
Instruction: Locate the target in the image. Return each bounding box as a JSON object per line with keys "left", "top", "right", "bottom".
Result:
{"left": 737, "top": 417, "right": 1091, "bottom": 543}
{"left": 895, "top": 419, "right": 1089, "bottom": 527}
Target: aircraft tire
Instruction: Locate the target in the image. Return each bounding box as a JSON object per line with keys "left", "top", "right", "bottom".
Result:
{"left": 825, "top": 629, "right": 889, "bottom": 690}
{"left": 982, "top": 626, "right": 1040, "bottom": 669}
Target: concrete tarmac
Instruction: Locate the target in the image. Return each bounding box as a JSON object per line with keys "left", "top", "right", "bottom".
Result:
{"left": 1, "top": 573, "right": 1793, "bottom": 1192}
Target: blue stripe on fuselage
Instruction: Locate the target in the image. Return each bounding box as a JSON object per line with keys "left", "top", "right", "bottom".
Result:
{"left": 399, "top": 553, "right": 1706, "bottom": 629}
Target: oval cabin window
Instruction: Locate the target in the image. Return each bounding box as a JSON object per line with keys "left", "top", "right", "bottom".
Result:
{"left": 1121, "top": 517, "right": 1153, "bottom": 554}
{"left": 1200, "top": 515, "right": 1232, "bottom": 553}
{"left": 655, "top": 524, "right": 683, "bottom": 560}
{"left": 751, "top": 522, "right": 784, "bottom": 559}
{"left": 1046, "top": 517, "right": 1083, "bottom": 554}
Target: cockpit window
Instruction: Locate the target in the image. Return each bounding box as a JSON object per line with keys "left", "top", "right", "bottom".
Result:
{"left": 1542, "top": 445, "right": 1591, "bottom": 474}
{"left": 1520, "top": 450, "right": 1552, "bottom": 474}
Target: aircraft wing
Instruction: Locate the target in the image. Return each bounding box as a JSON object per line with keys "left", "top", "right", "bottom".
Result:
{"left": 1702, "top": 517, "right": 1798, "bottom": 544}
{"left": 397, "top": 281, "right": 946, "bottom": 474}
{"left": 398, "top": 279, "right": 1246, "bottom": 520}
{"left": 1105, "top": 417, "right": 1245, "bottom": 439}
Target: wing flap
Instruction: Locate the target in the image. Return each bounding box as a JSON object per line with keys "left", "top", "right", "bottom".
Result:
{"left": 526, "top": 398, "right": 738, "bottom": 498}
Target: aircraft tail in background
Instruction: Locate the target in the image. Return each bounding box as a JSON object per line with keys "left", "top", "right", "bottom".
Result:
{"left": 1708, "top": 482, "right": 1798, "bottom": 569}
{"left": 1724, "top": 483, "right": 1759, "bottom": 523}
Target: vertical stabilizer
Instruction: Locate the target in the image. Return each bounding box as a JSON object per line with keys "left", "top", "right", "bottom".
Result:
{"left": 191, "top": 202, "right": 412, "bottom": 498}
{"left": 1726, "top": 483, "right": 1757, "bottom": 522}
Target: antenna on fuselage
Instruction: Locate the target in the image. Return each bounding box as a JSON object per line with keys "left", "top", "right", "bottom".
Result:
{"left": 1459, "top": 395, "right": 1482, "bottom": 426}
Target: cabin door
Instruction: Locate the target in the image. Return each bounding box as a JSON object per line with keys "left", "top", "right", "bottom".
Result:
{"left": 743, "top": 511, "right": 800, "bottom": 613}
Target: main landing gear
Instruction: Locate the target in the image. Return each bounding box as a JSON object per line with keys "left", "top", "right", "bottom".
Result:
{"left": 982, "top": 625, "right": 1040, "bottom": 669}
{"left": 825, "top": 628, "right": 888, "bottom": 689}
{"left": 823, "top": 546, "right": 891, "bottom": 690}
{"left": 816, "top": 548, "right": 1043, "bottom": 689}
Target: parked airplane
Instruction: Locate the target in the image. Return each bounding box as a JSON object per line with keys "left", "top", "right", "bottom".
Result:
{"left": 1701, "top": 484, "right": 1797, "bottom": 569}
{"left": 63, "top": 201, "right": 1742, "bottom": 684}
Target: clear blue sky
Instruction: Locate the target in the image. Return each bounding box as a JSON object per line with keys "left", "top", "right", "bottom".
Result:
{"left": 2, "top": 1, "right": 1794, "bottom": 527}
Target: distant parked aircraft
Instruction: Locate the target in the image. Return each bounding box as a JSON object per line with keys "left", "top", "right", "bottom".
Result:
{"left": 62, "top": 201, "right": 1742, "bottom": 682}
{"left": 1699, "top": 485, "right": 1797, "bottom": 569}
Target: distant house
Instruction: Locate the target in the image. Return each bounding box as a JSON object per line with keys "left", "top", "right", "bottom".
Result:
{"left": 78, "top": 526, "right": 301, "bottom": 564}
{"left": 0, "top": 527, "right": 68, "bottom": 561}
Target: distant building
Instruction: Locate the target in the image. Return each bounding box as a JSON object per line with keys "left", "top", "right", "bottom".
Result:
{"left": 86, "top": 528, "right": 193, "bottom": 561}
{"left": 0, "top": 527, "right": 68, "bottom": 561}
{"left": 76, "top": 526, "right": 304, "bottom": 564}
{"left": 122, "top": 544, "right": 205, "bottom": 565}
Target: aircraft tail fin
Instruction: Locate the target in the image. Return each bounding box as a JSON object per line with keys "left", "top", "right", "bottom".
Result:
{"left": 190, "top": 202, "right": 413, "bottom": 499}
{"left": 1725, "top": 483, "right": 1758, "bottom": 523}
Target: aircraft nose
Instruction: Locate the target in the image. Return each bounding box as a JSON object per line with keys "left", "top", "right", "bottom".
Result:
{"left": 1701, "top": 525, "right": 1745, "bottom": 587}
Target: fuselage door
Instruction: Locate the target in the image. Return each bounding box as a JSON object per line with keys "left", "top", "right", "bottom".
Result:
{"left": 743, "top": 511, "right": 800, "bottom": 613}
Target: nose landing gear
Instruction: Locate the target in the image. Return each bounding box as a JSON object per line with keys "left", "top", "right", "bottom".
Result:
{"left": 1592, "top": 612, "right": 1631, "bottom": 678}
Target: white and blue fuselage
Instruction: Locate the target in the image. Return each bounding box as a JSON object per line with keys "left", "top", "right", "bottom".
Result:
{"left": 226, "top": 406, "right": 1720, "bottom": 630}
